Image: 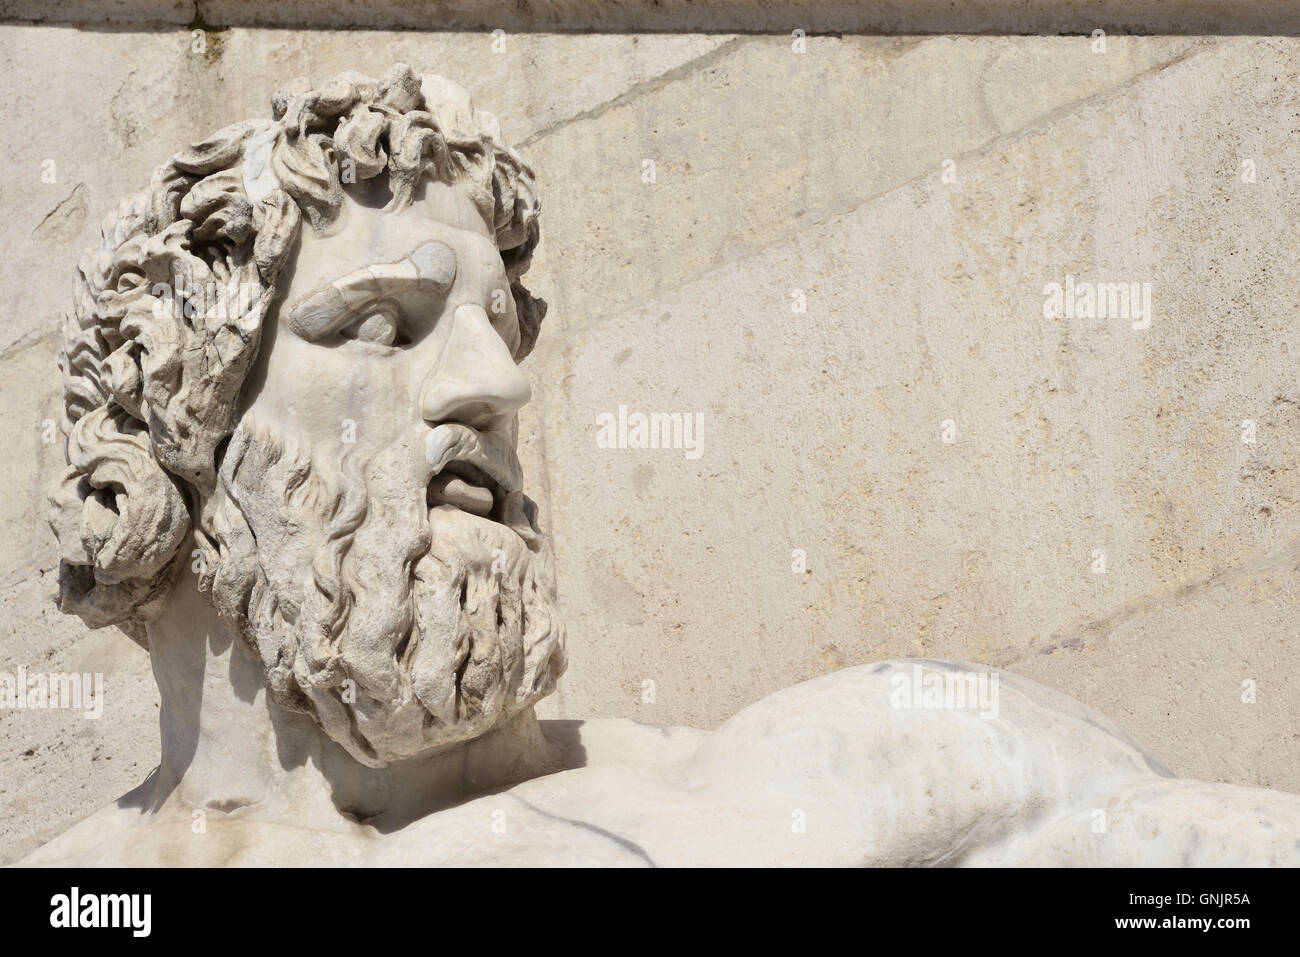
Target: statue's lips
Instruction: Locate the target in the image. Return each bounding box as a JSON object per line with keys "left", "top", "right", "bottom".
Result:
{"left": 420, "top": 424, "right": 536, "bottom": 542}
{"left": 427, "top": 462, "right": 497, "bottom": 518}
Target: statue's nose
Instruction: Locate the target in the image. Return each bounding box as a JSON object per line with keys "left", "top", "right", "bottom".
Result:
{"left": 420, "top": 303, "right": 531, "bottom": 430}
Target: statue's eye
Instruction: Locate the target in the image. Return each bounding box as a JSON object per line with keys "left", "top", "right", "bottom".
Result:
{"left": 340, "top": 306, "right": 403, "bottom": 347}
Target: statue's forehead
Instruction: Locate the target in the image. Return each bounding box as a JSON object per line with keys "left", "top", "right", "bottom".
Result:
{"left": 288, "top": 182, "right": 497, "bottom": 296}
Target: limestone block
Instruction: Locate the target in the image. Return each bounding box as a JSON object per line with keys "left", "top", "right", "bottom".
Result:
{"left": 529, "top": 37, "right": 1300, "bottom": 798}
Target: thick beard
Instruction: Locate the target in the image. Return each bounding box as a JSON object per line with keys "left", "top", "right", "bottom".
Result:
{"left": 198, "top": 412, "right": 566, "bottom": 767}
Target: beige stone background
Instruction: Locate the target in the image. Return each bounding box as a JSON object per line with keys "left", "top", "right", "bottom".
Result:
{"left": 3, "top": 8, "right": 1300, "bottom": 862}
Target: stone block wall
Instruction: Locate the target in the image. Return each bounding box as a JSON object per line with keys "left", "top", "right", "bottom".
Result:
{"left": 1, "top": 15, "right": 1297, "bottom": 861}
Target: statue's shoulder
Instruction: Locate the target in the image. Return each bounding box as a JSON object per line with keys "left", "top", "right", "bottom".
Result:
{"left": 542, "top": 660, "right": 1181, "bottom": 866}
{"left": 676, "top": 659, "right": 1171, "bottom": 783}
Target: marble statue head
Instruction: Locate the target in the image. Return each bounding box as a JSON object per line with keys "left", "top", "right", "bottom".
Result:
{"left": 47, "top": 65, "right": 567, "bottom": 766}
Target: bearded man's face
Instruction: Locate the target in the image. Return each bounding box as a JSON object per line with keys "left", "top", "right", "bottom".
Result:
{"left": 201, "top": 177, "right": 566, "bottom": 767}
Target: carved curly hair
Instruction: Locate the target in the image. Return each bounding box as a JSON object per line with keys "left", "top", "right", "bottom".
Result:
{"left": 48, "top": 65, "right": 545, "bottom": 643}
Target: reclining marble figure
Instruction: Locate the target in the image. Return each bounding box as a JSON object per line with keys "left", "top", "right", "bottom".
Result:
{"left": 24, "top": 66, "right": 1300, "bottom": 866}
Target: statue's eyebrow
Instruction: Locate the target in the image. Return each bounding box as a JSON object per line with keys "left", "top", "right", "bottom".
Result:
{"left": 284, "top": 240, "right": 458, "bottom": 340}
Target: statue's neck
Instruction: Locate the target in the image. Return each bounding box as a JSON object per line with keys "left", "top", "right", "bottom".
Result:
{"left": 143, "top": 560, "right": 560, "bottom": 830}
